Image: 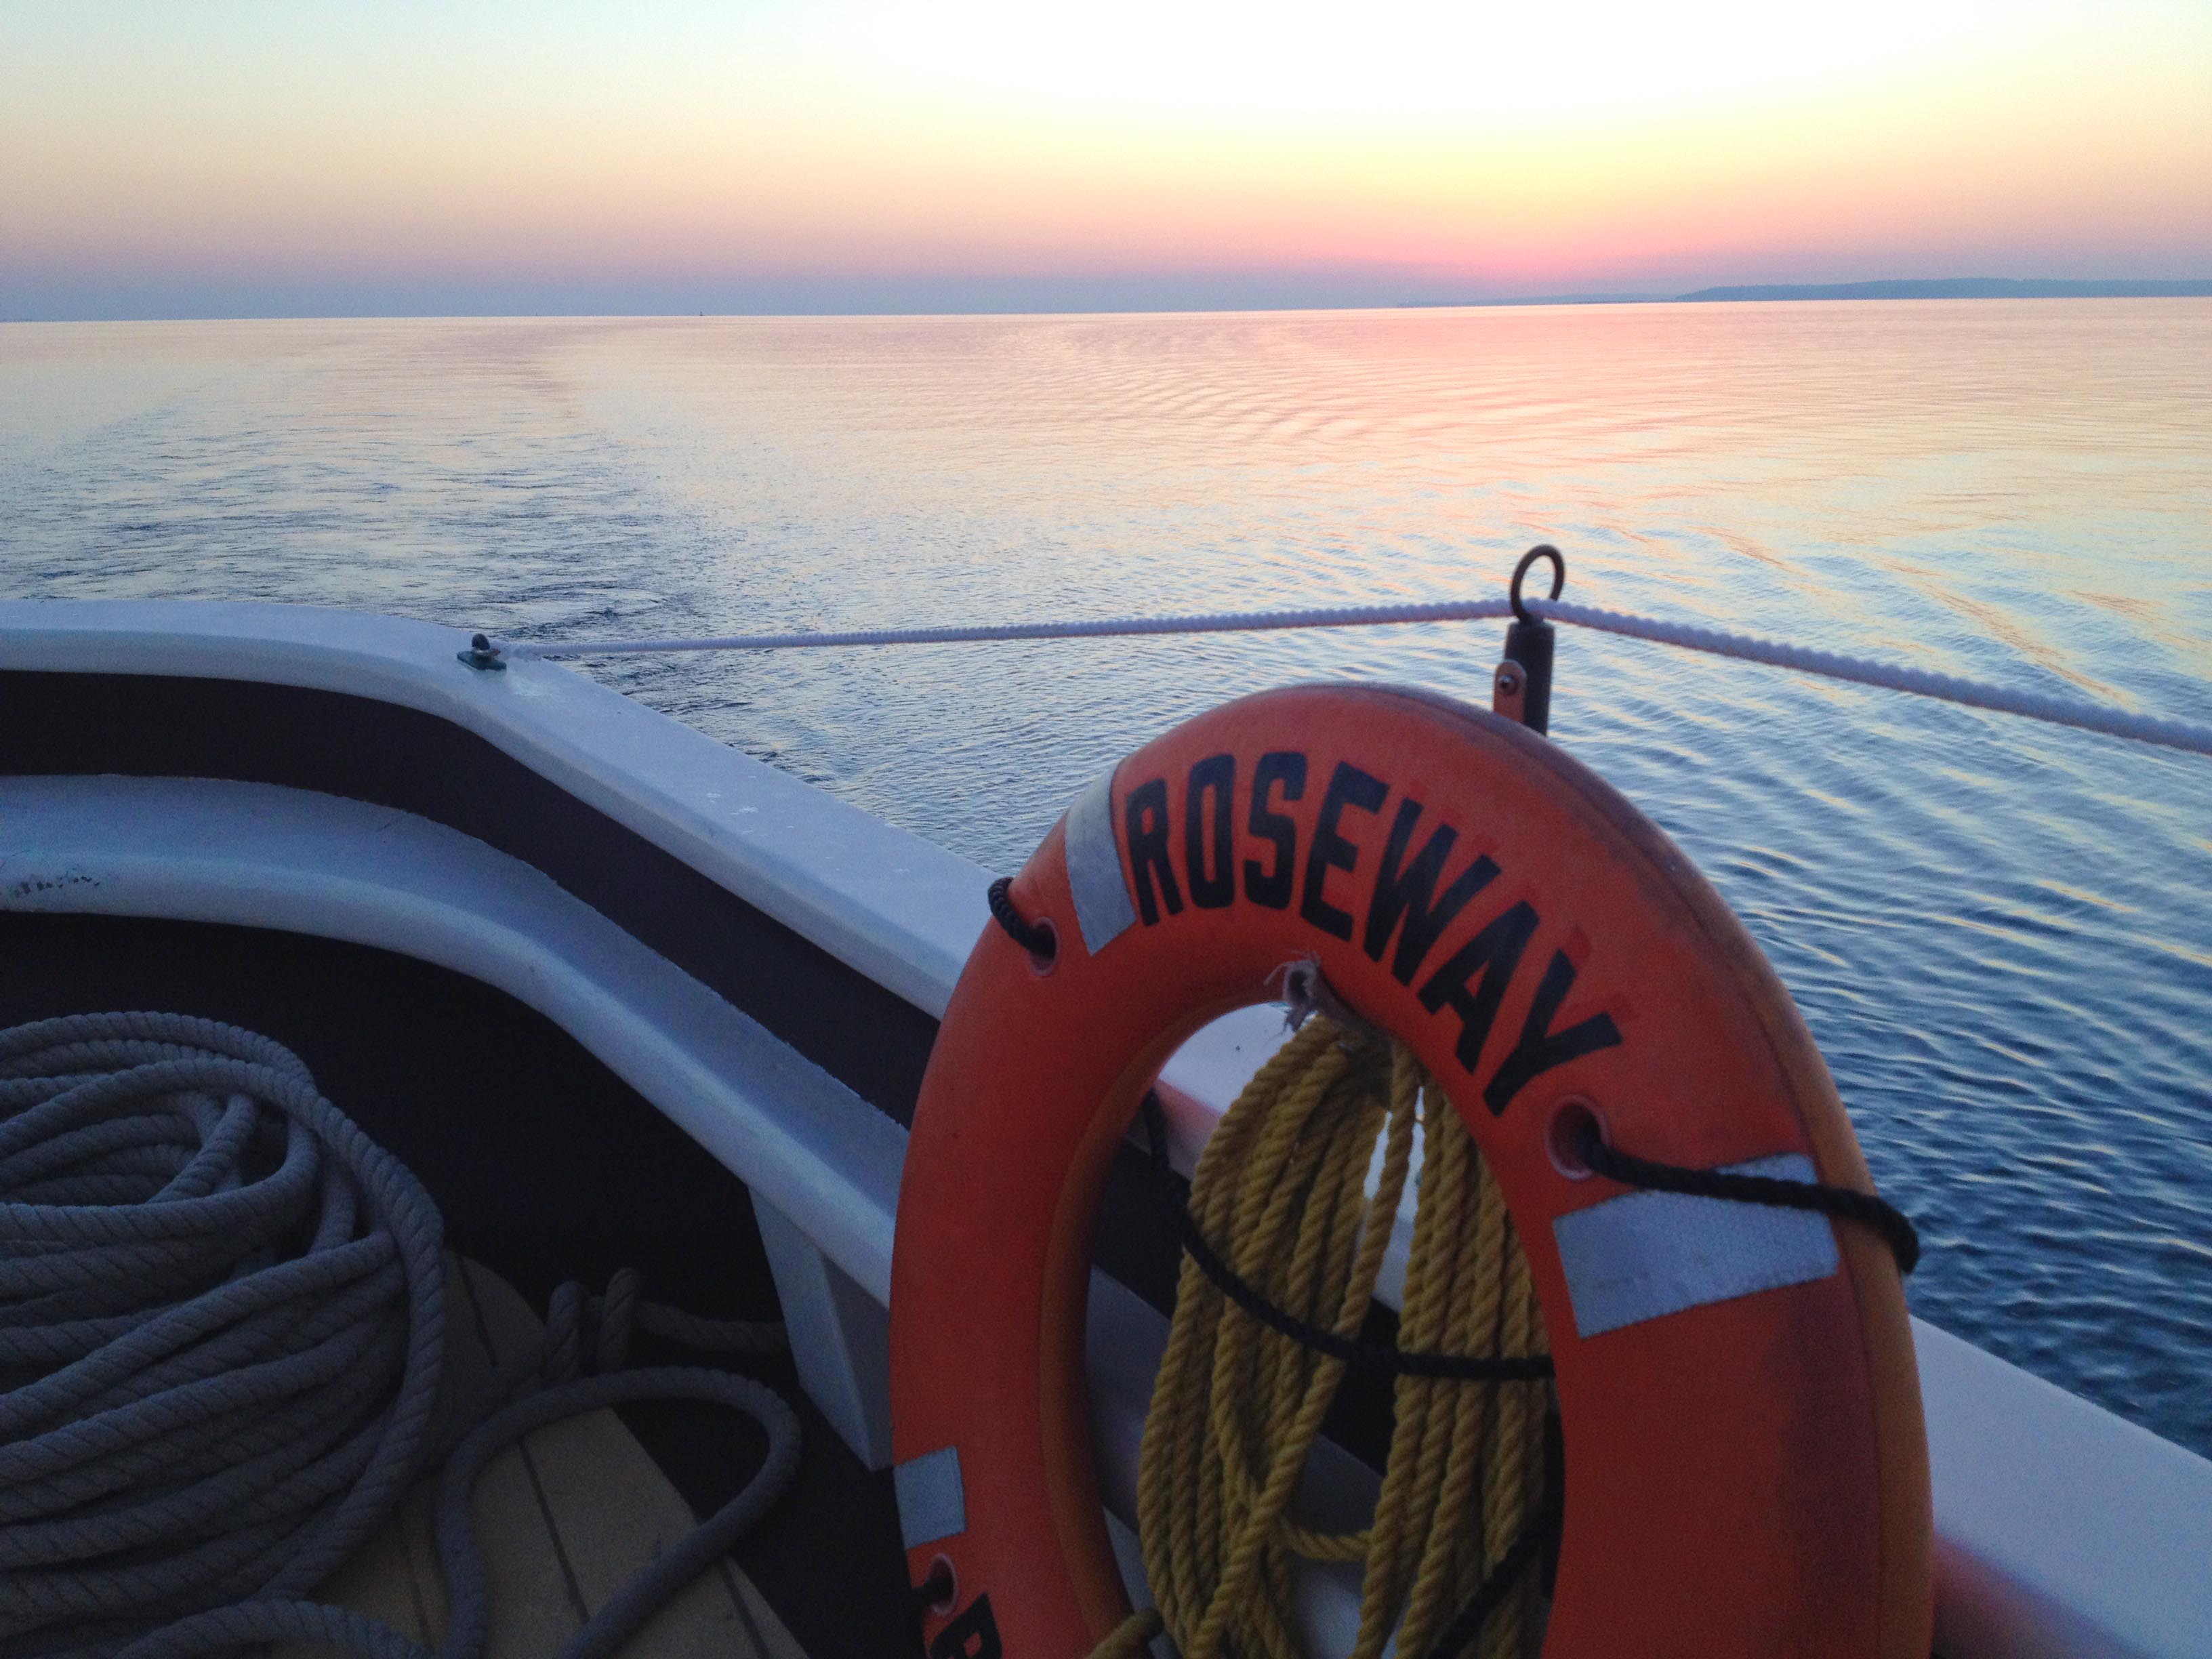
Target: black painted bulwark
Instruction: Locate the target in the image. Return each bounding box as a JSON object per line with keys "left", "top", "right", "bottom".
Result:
{"left": 0, "top": 669, "right": 940, "bottom": 1125}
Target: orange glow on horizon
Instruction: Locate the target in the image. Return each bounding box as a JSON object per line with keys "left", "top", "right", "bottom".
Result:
{"left": 3, "top": 0, "right": 2207, "bottom": 314}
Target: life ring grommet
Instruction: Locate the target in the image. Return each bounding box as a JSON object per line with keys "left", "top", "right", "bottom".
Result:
{"left": 920, "top": 1555, "right": 958, "bottom": 1618}
{"left": 1023, "top": 916, "right": 1059, "bottom": 977}
{"left": 1546, "top": 1095, "right": 1608, "bottom": 1181}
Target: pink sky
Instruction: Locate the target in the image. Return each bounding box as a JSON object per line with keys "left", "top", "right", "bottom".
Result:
{"left": 3, "top": 1, "right": 2207, "bottom": 317}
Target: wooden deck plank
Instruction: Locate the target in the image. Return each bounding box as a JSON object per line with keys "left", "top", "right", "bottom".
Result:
{"left": 274, "top": 1256, "right": 806, "bottom": 1659}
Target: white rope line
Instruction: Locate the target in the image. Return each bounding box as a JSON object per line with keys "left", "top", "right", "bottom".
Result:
{"left": 493, "top": 597, "right": 2212, "bottom": 760}
{"left": 499, "top": 596, "right": 1516, "bottom": 659}
{"left": 1523, "top": 598, "right": 2212, "bottom": 759}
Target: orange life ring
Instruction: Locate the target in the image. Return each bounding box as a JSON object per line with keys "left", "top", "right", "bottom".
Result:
{"left": 889, "top": 684, "right": 1931, "bottom": 1658}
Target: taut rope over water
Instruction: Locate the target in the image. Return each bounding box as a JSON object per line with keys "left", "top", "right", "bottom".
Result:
{"left": 484, "top": 560, "right": 2212, "bottom": 761}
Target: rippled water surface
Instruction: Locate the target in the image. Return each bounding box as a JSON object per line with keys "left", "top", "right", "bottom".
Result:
{"left": 4, "top": 304, "right": 2209, "bottom": 1453}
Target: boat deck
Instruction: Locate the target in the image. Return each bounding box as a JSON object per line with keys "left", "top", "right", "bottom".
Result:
{"left": 285, "top": 1257, "right": 810, "bottom": 1659}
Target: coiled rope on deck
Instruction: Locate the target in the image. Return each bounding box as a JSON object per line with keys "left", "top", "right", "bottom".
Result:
{"left": 0, "top": 1012, "right": 798, "bottom": 1659}
{"left": 1, "top": 1013, "right": 447, "bottom": 1656}
{"left": 1125, "top": 1017, "right": 1551, "bottom": 1659}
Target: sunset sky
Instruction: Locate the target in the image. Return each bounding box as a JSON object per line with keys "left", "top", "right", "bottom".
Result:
{"left": 3, "top": 0, "right": 2208, "bottom": 319}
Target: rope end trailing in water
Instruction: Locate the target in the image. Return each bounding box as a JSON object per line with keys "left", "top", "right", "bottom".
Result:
{"left": 0, "top": 1011, "right": 800, "bottom": 1659}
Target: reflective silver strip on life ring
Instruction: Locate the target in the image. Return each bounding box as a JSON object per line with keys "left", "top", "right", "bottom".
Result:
{"left": 894, "top": 1445, "right": 966, "bottom": 1549}
{"left": 1551, "top": 1153, "right": 1841, "bottom": 1338}
{"left": 1065, "top": 766, "right": 1137, "bottom": 955}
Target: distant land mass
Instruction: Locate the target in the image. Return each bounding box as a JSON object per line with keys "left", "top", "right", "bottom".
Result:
{"left": 1405, "top": 277, "right": 2211, "bottom": 310}
{"left": 1677, "top": 278, "right": 2212, "bottom": 302}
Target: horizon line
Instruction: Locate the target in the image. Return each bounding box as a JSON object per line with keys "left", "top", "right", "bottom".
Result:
{"left": 4, "top": 276, "right": 2209, "bottom": 327}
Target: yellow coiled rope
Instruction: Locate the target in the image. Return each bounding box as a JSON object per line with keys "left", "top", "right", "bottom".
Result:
{"left": 1104, "top": 1016, "right": 1550, "bottom": 1659}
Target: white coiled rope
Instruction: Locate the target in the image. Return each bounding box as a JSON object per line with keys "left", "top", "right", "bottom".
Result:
{"left": 0, "top": 1012, "right": 798, "bottom": 1659}
{"left": 491, "top": 595, "right": 2212, "bottom": 762}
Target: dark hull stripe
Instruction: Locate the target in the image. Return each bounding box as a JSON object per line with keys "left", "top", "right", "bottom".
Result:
{"left": 0, "top": 670, "right": 941, "bottom": 1128}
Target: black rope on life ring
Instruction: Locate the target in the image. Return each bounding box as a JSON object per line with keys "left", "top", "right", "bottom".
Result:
{"left": 985, "top": 876, "right": 1057, "bottom": 964}
{"left": 1139, "top": 1092, "right": 1555, "bottom": 1382}
{"left": 1572, "top": 1120, "right": 1921, "bottom": 1274}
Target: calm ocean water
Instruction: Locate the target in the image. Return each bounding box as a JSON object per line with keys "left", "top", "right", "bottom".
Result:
{"left": 3, "top": 303, "right": 2209, "bottom": 1454}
